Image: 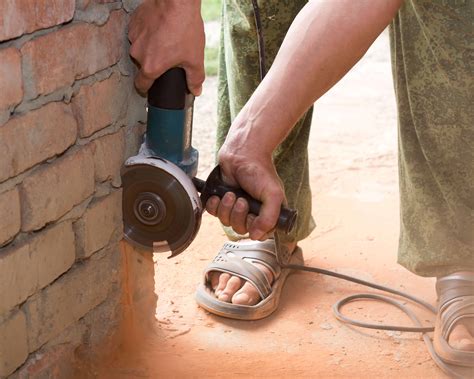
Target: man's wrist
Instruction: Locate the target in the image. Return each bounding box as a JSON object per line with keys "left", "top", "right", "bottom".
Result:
{"left": 230, "top": 106, "right": 281, "bottom": 156}
{"left": 225, "top": 122, "right": 276, "bottom": 159}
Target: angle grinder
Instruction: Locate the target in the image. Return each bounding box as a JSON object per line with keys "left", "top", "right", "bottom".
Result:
{"left": 122, "top": 68, "right": 297, "bottom": 258}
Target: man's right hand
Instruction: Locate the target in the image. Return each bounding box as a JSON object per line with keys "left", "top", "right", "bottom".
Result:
{"left": 128, "top": 0, "right": 205, "bottom": 95}
{"left": 205, "top": 126, "right": 287, "bottom": 241}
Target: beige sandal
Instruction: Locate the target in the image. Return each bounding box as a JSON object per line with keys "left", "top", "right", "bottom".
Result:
{"left": 195, "top": 239, "right": 303, "bottom": 320}
{"left": 434, "top": 271, "right": 474, "bottom": 373}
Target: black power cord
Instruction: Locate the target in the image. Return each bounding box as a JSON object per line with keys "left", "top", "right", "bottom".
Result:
{"left": 250, "top": 0, "right": 267, "bottom": 81}
{"left": 249, "top": 2, "right": 465, "bottom": 378}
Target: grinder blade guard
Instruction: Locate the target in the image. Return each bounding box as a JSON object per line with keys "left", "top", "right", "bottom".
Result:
{"left": 122, "top": 68, "right": 202, "bottom": 257}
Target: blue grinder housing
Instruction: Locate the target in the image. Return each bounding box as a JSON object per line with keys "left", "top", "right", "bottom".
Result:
{"left": 146, "top": 68, "right": 199, "bottom": 177}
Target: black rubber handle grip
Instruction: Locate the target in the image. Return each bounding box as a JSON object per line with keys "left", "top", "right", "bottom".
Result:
{"left": 148, "top": 68, "right": 188, "bottom": 109}
{"left": 195, "top": 166, "right": 297, "bottom": 234}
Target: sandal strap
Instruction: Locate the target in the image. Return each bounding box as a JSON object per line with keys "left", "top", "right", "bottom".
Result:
{"left": 221, "top": 240, "right": 281, "bottom": 278}
{"left": 439, "top": 297, "right": 474, "bottom": 339}
{"left": 203, "top": 240, "right": 282, "bottom": 299}
{"left": 436, "top": 272, "right": 474, "bottom": 340}
{"left": 436, "top": 271, "right": 474, "bottom": 306}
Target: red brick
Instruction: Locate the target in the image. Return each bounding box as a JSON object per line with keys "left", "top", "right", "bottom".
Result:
{"left": 20, "top": 147, "right": 95, "bottom": 231}
{"left": 0, "top": 102, "right": 77, "bottom": 182}
{"left": 72, "top": 73, "right": 128, "bottom": 137}
{"left": 75, "top": 190, "right": 123, "bottom": 258}
{"left": 21, "top": 11, "right": 126, "bottom": 98}
{"left": 0, "top": 47, "right": 23, "bottom": 110}
{"left": 24, "top": 247, "right": 120, "bottom": 351}
{"left": 91, "top": 129, "right": 125, "bottom": 182}
{"left": 0, "top": 188, "right": 20, "bottom": 246}
{"left": 13, "top": 345, "right": 76, "bottom": 379}
{"left": 0, "top": 311, "right": 28, "bottom": 377}
{"left": 0, "top": 222, "right": 75, "bottom": 315}
{"left": 0, "top": 0, "right": 75, "bottom": 42}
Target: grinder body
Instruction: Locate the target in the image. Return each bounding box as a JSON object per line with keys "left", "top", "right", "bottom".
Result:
{"left": 122, "top": 68, "right": 202, "bottom": 257}
{"left": 145, "top": 68, "right": 198, "bottom": 177}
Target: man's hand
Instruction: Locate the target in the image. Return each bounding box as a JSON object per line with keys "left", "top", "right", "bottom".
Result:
{"left": 205, "top": 128, "right": 286, "bottom": 241}
{"left": 129, "top": 0, "right": 205, "bottom": 95}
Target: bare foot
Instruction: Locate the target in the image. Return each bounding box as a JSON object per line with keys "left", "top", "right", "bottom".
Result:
{"left": 207, "top": 240, "right": 296, "bottom": 306}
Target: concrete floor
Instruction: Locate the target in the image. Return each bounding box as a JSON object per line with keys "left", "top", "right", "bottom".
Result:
{"left": 99, "top": 32, "right": 447, "bottom": 378}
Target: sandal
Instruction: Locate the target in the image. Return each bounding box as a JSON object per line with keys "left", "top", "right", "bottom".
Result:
{"left": 434, "top": 271, "right": 474, "bottom": 370}
{"left": 195, "top": 239, "right": 303, "bottom": 320}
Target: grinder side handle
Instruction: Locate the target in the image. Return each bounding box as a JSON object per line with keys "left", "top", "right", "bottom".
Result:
{"left": 197, "top": 166, "right": 298, "bottom": 234}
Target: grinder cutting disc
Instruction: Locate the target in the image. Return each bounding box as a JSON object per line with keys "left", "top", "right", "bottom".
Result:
{"left": 122, "top": 156, "right": 202, "bottom": 257}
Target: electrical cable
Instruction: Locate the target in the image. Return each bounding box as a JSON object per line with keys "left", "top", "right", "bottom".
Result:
{"left": 250, "top": 0, "right": 267, "bottom": 80}
{"left": 250, "top": 2, "right": 465, "bottom": 378}
{"left": 280, "top": 262, "right": 464, "bottom": 378}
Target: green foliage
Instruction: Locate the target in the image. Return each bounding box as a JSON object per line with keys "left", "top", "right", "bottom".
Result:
{"left": 202, "top": 0, "right": 221, "bottom": 76}
{"left": 202, "top": 0, "right": 221, "bottom": 22}
{"left": 205, "top": 46, "right": 219, "bottom": 76}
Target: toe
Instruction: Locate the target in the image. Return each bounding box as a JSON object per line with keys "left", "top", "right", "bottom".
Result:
{"left": 209, "top": 272, "right": 220, "bottom": 290}
{"left": 214, "top": 272, "right": 231, "bottom": 297}
{"left": 218, "top": 276, "right": 243, "bottom": 302}
{"left": 449, "top": 323, "right": 474, "bottom": 351}
{"left": 232, "top": 282, "right": 262, "bottom": 305}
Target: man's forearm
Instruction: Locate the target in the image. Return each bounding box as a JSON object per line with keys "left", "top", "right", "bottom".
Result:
{"left": 225, "top": 0, "right": 403, "bottom": 157}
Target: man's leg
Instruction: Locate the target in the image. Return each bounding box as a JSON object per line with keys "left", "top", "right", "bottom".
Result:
{"left": 210, "top": 0, "right": 315, "bottom": 305}
{"left": 390, "top": 0, "right": 473, "bottom": 354}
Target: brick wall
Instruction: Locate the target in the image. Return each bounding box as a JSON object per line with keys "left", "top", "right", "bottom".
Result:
{"left": 0, "top": 1, "right": 151, "bottom": 377}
